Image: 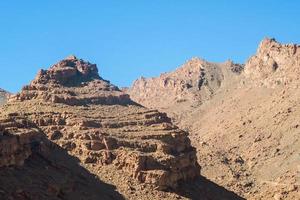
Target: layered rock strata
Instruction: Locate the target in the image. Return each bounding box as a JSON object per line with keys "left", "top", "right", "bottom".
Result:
{"left": 10, "top": 55, "right": 133, "bottom": 106}
{"left": 0, "top": 117, "right": 125, "bottom": 200}
{"left": 0, "top": 117, "right": 42, "bottom": 167}
{"left": 1, "top": 56, "right": 200, "bottom": 191}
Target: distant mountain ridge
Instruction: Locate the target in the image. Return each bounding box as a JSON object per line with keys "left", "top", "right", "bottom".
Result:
{"left": 128, "top": 56, "right": 243, "bottom": 123}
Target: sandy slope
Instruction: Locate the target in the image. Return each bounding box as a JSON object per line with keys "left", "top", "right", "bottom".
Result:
{"left": 128, "top": 38, "right": 300, "bottom": 199}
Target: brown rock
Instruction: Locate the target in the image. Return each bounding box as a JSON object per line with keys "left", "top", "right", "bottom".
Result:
{"left": 0, "top": 117, "right": 42, "bottom": 167}
{"left": 10, "top": 56, "right": 134, "bottom": 106}
{"left": 244, "top": 38, "right": 300, "bottom": 87}
{"left": 1, "top": 57, "right": 200, "bottom": 194}
{"left": 127, "top": 38, "right": 300, "bottom": 199}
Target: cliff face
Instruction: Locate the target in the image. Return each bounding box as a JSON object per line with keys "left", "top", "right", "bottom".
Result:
{"left": 244, "top": 38, "right": 300, "bottom": 87}
{"left": 0, "top": 56, "right": 201, "bottom": 200}
{"left": 127, "top": 39, "right": 300, "bottom": 199}
{"left": 0, "top": 117, "right": 125, "bottom": 200}
{"left": 0, "top": 117, "right": 42, "bottom": 168}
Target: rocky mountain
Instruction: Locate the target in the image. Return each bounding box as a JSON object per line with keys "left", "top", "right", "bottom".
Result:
{"left": 244, "top": 38, "right": 300, "bottom": 87}
{"left": 2, "top": 38, "right": 298, "bottom": 200}
{"left": 0, "top": 56, "right": 210, "bottom": 200}
{"left": 128, "top": 38, "right": 300, "bottom": 199}
{"left": 0, "top": 88, "right": 10, "bottom": 105}
{"left": 128, "top": 57, "right": 243, "bottom": 123}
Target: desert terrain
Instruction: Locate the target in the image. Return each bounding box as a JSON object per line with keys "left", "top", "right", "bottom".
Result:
{"left": 129, "top": 38, "right": 300, "bottom": 199}
{"left": 0, "top": 38, "right": 299, "bottom": 200}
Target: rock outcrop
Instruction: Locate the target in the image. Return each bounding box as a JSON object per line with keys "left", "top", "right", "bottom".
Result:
{"left": 0, "top": 117, "right": 42, "bottom": 167}
{"left": 0, "top": 56, "right": 200, "bottom": 199}
{"left": 244, "top": 38, "right": 300, "bottom": 87}
{"left": 0, "top": 117, "right": 125, "bottom": 200}
{"left": 10, "top": 56, "right": 133, "bottom": 106}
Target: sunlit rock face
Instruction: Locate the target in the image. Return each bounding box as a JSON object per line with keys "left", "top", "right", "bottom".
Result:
{"left": 244, "top": 38, "right": 300, "bottom": 87}
{"left": 2, "top": 56, "right": 201, "bottom": 192}
{"left": 10, "top": 56, "right": 134, "bottom": 106}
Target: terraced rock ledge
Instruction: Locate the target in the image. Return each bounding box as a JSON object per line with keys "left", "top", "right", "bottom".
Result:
{"left": 0, "top": 56, "right": 200, "bottom": 199}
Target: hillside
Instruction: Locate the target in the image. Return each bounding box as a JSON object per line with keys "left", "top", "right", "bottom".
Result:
{"left": 0, "top": 55, "right": 232, "bottom": 200}
{"left": 128, "top": 38, "right": 300, "bottom": 199}
{"left": 129, "top": 57, "right": 243, "bottom": 123}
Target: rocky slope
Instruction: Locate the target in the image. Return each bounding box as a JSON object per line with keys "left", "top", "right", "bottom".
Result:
{"left": 0, "top": 56, "right": 205, "bottom": 200}
{"left": 0, "top": 117, "right": 125, "bottom": 200}
{"left": 128, "top": 57, "right": 243, "bottom": 122}
{"left": 0, "top": 88, "right": 10, "bottom": 105}
{"left": 128, "top": 38, "right": 300, "bottom": 199}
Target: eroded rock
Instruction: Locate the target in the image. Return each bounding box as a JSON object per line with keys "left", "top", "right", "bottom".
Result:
{"left": 2, "top": 56, "right": 200, "bottom": 191}
{"left": 0, "top": 117, "right": 42, "bottom": 167}
{"left": 10, "top": 56, "right": 134, "bottom": 106}
{"left": 244, "top": 38, "right": 300, "bottom": 87}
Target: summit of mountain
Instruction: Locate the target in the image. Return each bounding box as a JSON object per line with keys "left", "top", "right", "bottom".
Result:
{"left": 128, "top": 56, "right": 243, "bottom": 122}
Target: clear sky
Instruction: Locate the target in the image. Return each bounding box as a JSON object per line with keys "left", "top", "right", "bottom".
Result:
{"left": 1, "top": 1, "right": 299, "bottom": 92}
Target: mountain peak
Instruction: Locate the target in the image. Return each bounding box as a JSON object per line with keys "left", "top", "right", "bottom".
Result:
{"left": 245, "top": 38, "right": 300, "bottom": 86}
{"left": 12, "top": 57, "right": 134, "bottom": 106}
{"left": 65, "top": 55, "right": 77, "bottom": 60}
{"left": 33, "top": 57, "right": 100, "bottom": 86}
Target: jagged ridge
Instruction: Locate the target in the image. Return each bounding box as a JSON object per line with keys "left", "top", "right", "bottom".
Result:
{"left": 244, "top": 38, "right": 300, "bottom": 87}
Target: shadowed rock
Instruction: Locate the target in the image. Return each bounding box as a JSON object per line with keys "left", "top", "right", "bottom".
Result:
{"left": 1, "top": 57, "right": 201, "bottom": 198}
{"left": 0, "top": 117, "right": 125, "bottom": 200}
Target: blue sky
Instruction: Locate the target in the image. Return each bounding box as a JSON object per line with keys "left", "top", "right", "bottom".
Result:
{"left": 0, "top": 1, "right": 299, "bottom": 92}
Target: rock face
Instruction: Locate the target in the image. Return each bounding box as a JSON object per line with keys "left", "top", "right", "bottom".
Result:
{"left": 0, "top": 117, "right": 125, "bottom": 200}
{"left": 11, "top": 56, "right": 133, "bottom": 106}
{"left": 127, "top": 39, "right": 300, "bottom": 199}
{"left": 0, "top": 56, "right": 200, "bottom": 199}
{"left": 0, "top": 117, "right": 42, "bottom": 167}
{"left": 244, "top": 38, "right": 300, "bottom": 87}
{"left": 0, "top": 88, "right": 10, "bottom": 105}
{"left": 128, "top": 57, "right": 243, "bottom": 122}
{"left": 33, "top": 55, "right": 100, "bottom": 85}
